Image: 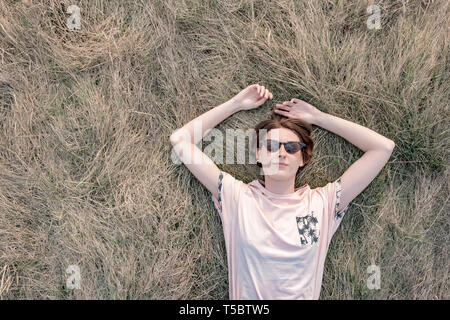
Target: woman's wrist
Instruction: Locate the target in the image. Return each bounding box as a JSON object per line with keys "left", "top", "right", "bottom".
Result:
{"left": 227, "top": 98, "right": 242, "bottom": 113}
{"left": 311, "top": 110, "right": 326, "bottom": 126}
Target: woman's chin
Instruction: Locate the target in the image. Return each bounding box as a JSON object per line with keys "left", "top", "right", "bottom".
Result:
{"left": 262, "top": 165, "right": 292, "bottom": 177}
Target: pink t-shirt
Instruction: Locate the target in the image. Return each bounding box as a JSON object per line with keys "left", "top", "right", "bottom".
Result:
{"left": 211, "top": 171, "right": 350, "bottom": 300}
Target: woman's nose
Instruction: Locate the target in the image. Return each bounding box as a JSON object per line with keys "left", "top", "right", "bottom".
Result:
{"left": 278, "top": 144, "right": 287, "bottom": 156}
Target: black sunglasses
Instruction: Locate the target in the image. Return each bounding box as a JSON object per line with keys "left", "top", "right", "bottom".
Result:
{"left": 263, "top": 139, "right": 306, "bottom": 154}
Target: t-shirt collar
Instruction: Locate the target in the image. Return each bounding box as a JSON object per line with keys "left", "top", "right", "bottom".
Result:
{"left": 253, "top": 179, "right": 309, "bottom": 198}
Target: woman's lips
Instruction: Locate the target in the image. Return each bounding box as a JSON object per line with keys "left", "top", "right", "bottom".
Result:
{"left": 278, "top": 163, "right": 288, "bottom": 167}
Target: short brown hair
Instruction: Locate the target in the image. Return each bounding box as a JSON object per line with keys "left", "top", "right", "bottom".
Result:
{"left": 253, "top": 111, "right": 314, "bottom": 174}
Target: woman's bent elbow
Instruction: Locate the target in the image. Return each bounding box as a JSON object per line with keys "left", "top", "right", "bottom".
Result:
{"left": 170, "top": 128, "right": 190, "bottom": 145}
{"left": 388, "top": 140, "right": 395, "bottom": 150}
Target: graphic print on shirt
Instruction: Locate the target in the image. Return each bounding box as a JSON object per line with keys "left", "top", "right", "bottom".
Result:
{"left": 217, "top": 171, "right": 223, "bottom": 214}
{"left": 334, "top": 176, "right": 348, "bottom": 220}
{"left": 295, "top": 211, "right": 320, "bottom": 245}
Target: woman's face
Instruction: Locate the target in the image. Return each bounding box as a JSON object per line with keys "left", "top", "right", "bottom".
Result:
{"left": 256, "top": 128, "right": 304, "bottom": 178}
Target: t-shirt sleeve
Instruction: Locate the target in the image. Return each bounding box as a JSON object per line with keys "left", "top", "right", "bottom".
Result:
{"left": 315, "top": 176, "right": 350, "bottom": 244}
{"left": 211, "top": 170, "right": 246, "bottom": 224}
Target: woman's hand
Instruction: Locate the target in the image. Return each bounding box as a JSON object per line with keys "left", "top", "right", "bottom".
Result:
{"left": 274, "top": 98, "right": 323, "bottom": 125}
{"left": 230, "top": 84, "right": 273, "bottom": 111}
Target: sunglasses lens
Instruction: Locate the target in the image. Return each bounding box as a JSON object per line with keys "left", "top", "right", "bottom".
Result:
{"left": 285, "top": 142, "right": 300, "bottom": 154}
{"left": 266, "top": 140, "right": 279, "bottom": 152}
{"left": 265, "top": 140, "right": 304, "bottom": 153}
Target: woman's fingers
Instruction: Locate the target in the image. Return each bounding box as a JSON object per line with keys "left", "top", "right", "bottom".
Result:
{"left": 275, "top": 98, "right": 302, "bottom": 113}
{"left": 264, "top": 89, "right": 273, "bottom": 99}
{"left": 274, "top": 109, "right": 291, "bottom": 117}
{"left": 277, "top": 101, "right": 292, "bottom": 108}
{"left": 255, "top": 84, "right": 273, "bottom": 99}
{"left": 276, "top": 103, "right": 290, "bottom": 111}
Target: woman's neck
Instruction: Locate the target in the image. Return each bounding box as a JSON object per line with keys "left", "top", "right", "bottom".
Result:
{"left": 260, "top": 176, "right": 296, "bottom": 195}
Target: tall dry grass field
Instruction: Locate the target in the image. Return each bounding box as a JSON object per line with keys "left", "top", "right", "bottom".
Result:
{"left": 0, "top": 0, "right": 448, "bottom": 299}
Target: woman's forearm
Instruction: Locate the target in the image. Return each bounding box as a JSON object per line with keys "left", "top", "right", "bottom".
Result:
{"left": 170, "top": 99, "right": 241, "bottom": 145}
{"left": 314, "top": 112, "right": 395, "bottom": 152}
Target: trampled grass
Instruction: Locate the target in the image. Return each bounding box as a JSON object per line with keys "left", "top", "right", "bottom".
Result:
{"left": 0, "top": 0, "right": 448, "bottom": 299}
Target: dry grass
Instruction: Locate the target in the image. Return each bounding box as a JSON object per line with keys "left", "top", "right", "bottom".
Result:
{"left": 0, "top": 0, "right": 448, "bottom": 299}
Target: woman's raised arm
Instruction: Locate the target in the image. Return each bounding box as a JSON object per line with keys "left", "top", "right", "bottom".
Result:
{"left": 170, "top": 84, "right": 273, "bottom": 199}
{"left": 275, "top": 98, "right": 395, "bottom": 213}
